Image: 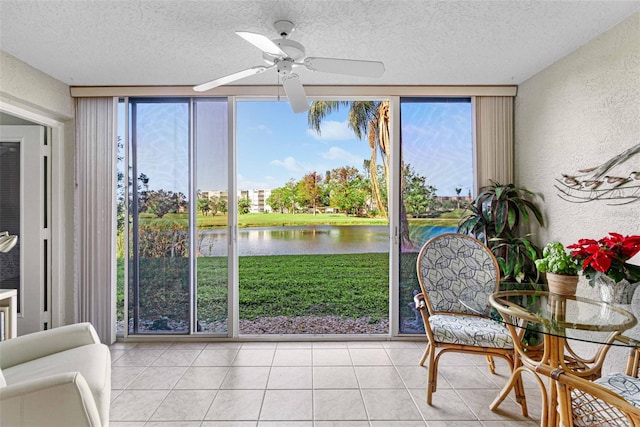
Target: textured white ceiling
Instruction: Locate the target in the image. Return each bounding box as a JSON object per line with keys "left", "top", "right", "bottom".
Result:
{"left": 1, "top": 0, "right": 639, "bottom": 87}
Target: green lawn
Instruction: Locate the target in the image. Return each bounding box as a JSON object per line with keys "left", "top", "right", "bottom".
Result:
{"left": 238, "top": 253, "right": 389, "bottom": 320}
{"left": 140, "top": 211, "right": 464, "bottom": 228}
{"left": 119, "top": 210, "right": 465, "bottom": 326}
{"left": 118, "top": 252, "right": 390, "bottom": 322}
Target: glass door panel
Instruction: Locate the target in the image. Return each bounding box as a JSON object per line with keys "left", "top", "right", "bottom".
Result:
{"left": 194, "top": 99, "right": 229, "bottom": 334}
{"left": 128, "top": 99, "right": 191, "bottom": 334}
{"left": 398, "top": 98, "right": 473, "bottom": 334}
{"left": 236, "top": 100, "right": 389, "bottom": 335}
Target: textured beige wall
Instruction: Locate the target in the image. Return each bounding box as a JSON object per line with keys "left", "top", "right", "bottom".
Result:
{"left": 515, "top": 12, "right": 640, "bottom": 249}
{"left": 515, "top": 13, "right": 640, "bottom": 374}
{"left": 0, "top": 50, "right": 73, "bottom": 119}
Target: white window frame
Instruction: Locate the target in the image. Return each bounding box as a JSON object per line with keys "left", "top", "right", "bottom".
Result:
{"left": 90, "top": 85, "right": 515, "bottom": 340}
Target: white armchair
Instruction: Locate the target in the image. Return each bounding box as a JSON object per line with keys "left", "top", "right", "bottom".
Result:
{"left": 0, "top": 323, "right": 111, "bottom": 426}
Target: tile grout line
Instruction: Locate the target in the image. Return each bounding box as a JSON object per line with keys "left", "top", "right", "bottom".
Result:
{"left": 309, "top": 343, "right": 316, "bottom": 424}
{"left": 350, "top": 346, "right": 372, "bottom": 423}
{"left": 385, "top": 345, "right": 429, "bottom": 424}
{"left": 108, "top": 341, "right": 537, "bottom": 425}
{"left": 136, "top": 343, "right": 171, "bottom": 424}
{"left": 256, "top": 343, "right": 276, "bottom": 422}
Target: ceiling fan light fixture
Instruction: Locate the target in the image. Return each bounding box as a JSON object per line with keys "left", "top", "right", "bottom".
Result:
{"left": 276, "top": 58, "right": 294, "bottom": 75}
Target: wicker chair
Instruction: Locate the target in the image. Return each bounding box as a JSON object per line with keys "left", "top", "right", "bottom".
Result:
{"left": 536, "top": 363, "right": 640, "bottom": 426}
{"left": 414, "top": 233, "right": 527, "bottom": 415}
{"left": 618, "top": 335, "right": 640, "bottom": 379}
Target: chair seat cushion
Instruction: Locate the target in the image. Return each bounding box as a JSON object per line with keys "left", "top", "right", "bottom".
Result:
{"left": 594, "top": 372, "right": 640, "bottom": 408}
{"left": 429, "top": 314, "right": 513, "bottom": 349}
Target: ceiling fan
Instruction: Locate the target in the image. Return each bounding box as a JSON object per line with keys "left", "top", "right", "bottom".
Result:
{"left": 193, "top": 20, "right": 385, "bottom": 113}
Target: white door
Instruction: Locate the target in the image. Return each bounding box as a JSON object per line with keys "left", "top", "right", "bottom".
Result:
{"left": 0, "top": 125, "right": 49, "bottom": 335}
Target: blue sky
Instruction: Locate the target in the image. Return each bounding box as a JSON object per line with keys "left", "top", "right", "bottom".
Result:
{"left": 120, "top": 99, "right": 473, "bottom": 197}
{"left": 237, "top": 101, "right": 369, "bottom": 191}
{"left": 237, "top": 100, "right": 473, "bottom": 197}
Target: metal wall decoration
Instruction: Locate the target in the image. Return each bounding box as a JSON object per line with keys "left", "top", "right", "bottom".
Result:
{"left": 555, "top": 143, "right": 640, "bottom": 205}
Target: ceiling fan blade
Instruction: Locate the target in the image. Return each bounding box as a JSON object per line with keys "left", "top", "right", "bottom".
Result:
{"left": 303, "top": 57, "right": 385, "bottom": 78}
{"left": 281, "top": 73, "right": 309, "bottom": 113}
{"left": 236, "top": 31, "right": 286, "bottom": 57}
{"left": 193, "top": 66, "right": 270, "bottom": 92}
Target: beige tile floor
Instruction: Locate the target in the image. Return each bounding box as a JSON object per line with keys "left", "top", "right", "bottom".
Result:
{"left": 109, "top": 340, "right": 543, "bottom": 426}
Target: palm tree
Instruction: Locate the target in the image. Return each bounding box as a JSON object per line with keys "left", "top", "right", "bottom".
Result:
{"left": 308, "top": 101, "right": 390, "bottom": 218}
{"left": 308, "top": 101, "right": 415, "bottom": 249}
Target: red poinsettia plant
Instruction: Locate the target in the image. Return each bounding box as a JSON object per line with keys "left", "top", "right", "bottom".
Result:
{"left": 567, "top": 233, "right": 640, "bottom": 287}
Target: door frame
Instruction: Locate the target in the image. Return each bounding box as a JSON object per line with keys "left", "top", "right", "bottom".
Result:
{"left": 0, "top": 99, "right": 68, "bottom": 330}
{"left": 1, "top": 124, "right": 47, "bottom": 334}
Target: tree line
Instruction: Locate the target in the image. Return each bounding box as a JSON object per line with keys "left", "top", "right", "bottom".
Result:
{"left": 260, "top": 162, "right": 439, "bottom": 217}
{"left": 123, "top": 162, "right": 444, "bottom": 220}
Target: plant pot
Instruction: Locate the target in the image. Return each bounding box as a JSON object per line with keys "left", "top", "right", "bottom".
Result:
{"left": 546, "top": 272, "right": 579, "bottom": 296}
{"left": 596, "top": 276, "right": 640, "bottom": 304}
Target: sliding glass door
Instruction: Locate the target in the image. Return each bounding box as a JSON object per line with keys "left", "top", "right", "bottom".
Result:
{"left": 128, "top": 99, "right": 190, "bottom": 334}
{"left": 398, "top": 98, "right": 473, "bottom": 334}
{"left": 236, "top": 100, "right": 390, "bottom": 335}
{"left": 194, "top": 99, "right": 229, "bottom": 334}
{"left": 123, "top": 98, "right": 229, "bottom": 335}
{"left": 118, "top": 95, "right": 475, "bottom": 338}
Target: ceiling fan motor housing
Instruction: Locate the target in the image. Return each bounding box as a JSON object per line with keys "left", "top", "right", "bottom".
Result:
{"left": 263, "top": 38, "right": 306, "bottom": 64}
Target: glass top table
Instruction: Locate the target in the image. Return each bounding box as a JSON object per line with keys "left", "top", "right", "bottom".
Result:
{"left": 490, "top": 290, "right": 638, "bottom": 347}
{"left": 489, "top": 289, "right": 639, "bottom": 427}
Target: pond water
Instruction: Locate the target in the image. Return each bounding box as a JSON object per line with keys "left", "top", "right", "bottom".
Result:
{"left": 197, "top": 225, "right": 456, "bottom": 257}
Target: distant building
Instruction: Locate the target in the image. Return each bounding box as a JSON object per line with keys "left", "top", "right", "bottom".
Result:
{"left": 240, "top": 189, "right": 272, "bottom": 213}
{"left": 201, "top": 190, "right": 228, "bottom": 204}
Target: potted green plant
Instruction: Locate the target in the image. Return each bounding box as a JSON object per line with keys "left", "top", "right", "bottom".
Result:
{"left": 458, "top": 181, "right": 545, "bottom": 284}
{"left": 535, "top": 242, "right": 580, "bottom": 295}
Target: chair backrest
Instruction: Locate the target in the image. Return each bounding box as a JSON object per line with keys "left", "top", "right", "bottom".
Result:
{"left": 416, "top": 233, "right": 500, "bottom": 315}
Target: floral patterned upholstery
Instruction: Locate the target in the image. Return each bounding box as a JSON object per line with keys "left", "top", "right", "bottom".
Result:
{"left": 594, "top": 373, "right": 640, "bottom": 408}
{"left": 418, "top": 233, "right": 499, "bottom": 316}
{"left": 429, "top": 314, "right": 514, "bottom": 349}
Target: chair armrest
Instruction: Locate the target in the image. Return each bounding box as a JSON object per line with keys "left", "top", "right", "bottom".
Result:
{"left": 0, "top": 372, "right": 102, "bottom": 426}
{"left": 0, "top": 323, "right": 100, "bottom": 369}
{"left": 612, "top": 335, "right": 640, "bottom": 378}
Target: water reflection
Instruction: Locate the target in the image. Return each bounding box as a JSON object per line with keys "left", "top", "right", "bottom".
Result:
{"left": 197, "top": 224, "right": 455, "bottom": 257}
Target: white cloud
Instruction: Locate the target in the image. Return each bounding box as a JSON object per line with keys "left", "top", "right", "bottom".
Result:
{"left": 321, "top": 146, "right": 365, "bottom": 166}
{"left": 270, "top": 156, "right": 307, "bottom": 173}
{"left": 256, "top": 124, "right": 273, "bottom": 134}
{"left": 238, "top": 176, "right": 279, "bottom": 191}
{"left": 247, "top": 124, "right": 273, "bottom": 134}
{"left": 307, "top": 120, "right": 355, "bottom": 141}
